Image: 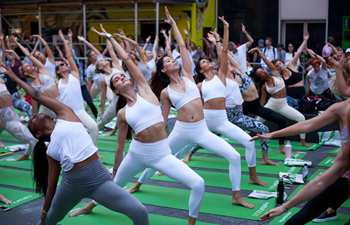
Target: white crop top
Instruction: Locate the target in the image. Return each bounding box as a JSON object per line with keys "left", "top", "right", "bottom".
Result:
{"left": 265, "top": 76, "right": 285, "bottom": 95}
{"left": 201, "top": 75, "right": 226, "bottom": 102}
{"left": 47, "top": 119, "right": 97, "bottom": 172}
{"left": 166, "top": 77, "right": 201, "bottom": 110}
{"left": 0, "top": 79, "right": 8, "bottom": 93}
{"left": 58, "top": 74, "right": 84, "bottom": 113}
{"left": 125, "top": 94, "right": 164, "bottom": 135}
{"left": 225, "top": 78, "right": 244, "bottom": 107}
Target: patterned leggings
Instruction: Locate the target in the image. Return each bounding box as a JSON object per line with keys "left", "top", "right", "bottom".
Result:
{"left": 226, "top": 105, "right": 269, "bottom": 152}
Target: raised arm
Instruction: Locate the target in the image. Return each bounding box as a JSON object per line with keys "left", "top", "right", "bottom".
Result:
{"left": 306, "top": 48, "right": 327, "bottom": 65}
{"left": 58, "top": 30, "right": 79, "bottom": 77}
{"left": 15, "top": 40, "right": 45, "bottom": 70}
{"left": 77, "top": 35, "right": 102, "bottom": 55}
{"left": 114, "top": 33, "right": 147, "bottom": 63}
{"left": 249, "top": 47, "right": 277, "bottom": 71}
{"left": 142, "top": 36, "right": 152, "bottom": 51}
{"left": 106, "top": 39, "right": 122, "bottom": 70}
{"left": 241, "top": 24, "right": 254, "bottom": 48}
{"left": 161, "top": 29, "right": 172, "bottom": 57}
{"left": 164, "top": 6, "right": 193, "bottom": 78}
{"left": 218, "top": 16, "right": 229, "bottom": 81}
{"left": 5, "top": 49, "right": 20, "bottom": 61}
{"left": 54, "top": 45, "right": 69, "bottom": 65}
{"left": 289, "top": 32, "right": 309, "bottom": 67}
{"left": 32, "top": 35, "right": 55, "bottom": 63}
{"left": 152, "top": 34, "right": 159, "bottom": 61}
{"left": 1, "top": 65, "right": 71, "bottom": 118}
{"left": 329, "top": 57, "right": 350, "bottom": 97}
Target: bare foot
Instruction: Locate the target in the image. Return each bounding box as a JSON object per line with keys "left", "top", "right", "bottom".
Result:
{"left": 0, "top": 194, "right": 11, "bottom": 205}
{"left": 232, "top": 198, "right": 255, "bottom": 208}
{"left": 128, "top": 183, "right": 141, "bottom": 193}
{"left": 249, "top": 178, "right": 267, "bottom": 186}
{"left": 300, "top": 140, "right": 311, "bottom": 147}
{"left": 188, "top": 217, "right": 196, "bottom": 225}
{"left": 183, "top": 154, "right": 192, "bottom": 164}
{"left": 261, "top": 159, "right": 277, "bottom": 165}
{"left": 69, "top": 206, "right": 93, "bottom": 217}
{"left": 16, "top": 153, "right": 29, "bottom": 161}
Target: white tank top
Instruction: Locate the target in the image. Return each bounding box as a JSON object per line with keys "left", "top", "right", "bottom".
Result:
{"left": 225, "top": 78, "right": 244, "bottom": 107}
{"left": 201, "top": 75, "right": 225, "bottom": 102}
{"left": 125, "top": 94, "right": 164, "bottom": 134}
{"left": 265, "top": 76, "right": 285, "bottom": 95}
{"left": 47, "top": 119, "right": 97, "bottom": 171}
{"left": 39, "top": 73, "right": 56, "bottom": 92}
{"left": 58, "top": 74, "right": 84, "bottom": 113}
{"left": 166, "top": 77, "right": 201, "bottom": 110}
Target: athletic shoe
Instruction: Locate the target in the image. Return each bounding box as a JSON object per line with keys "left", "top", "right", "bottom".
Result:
{"left": 312, "top": 211, "right": 337, "bottom": 223}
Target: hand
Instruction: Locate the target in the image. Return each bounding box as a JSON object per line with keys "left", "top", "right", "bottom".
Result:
{"left": 145, "top": 36, "right": 151, "bottom": 43}
{"left": 58, "top": 30, "right": 66, "bottom": 42}
{"left": 99, "top": 24, "right": 110, "bottom": 36}
{"left": 211, "top": 29, "right": 220, "bottom": 40}
{"left": 248, "top": 47, "right": 261, "bottom": 54}
{"left": 68, "top": 29, "right": 73, "bottom": 38}
{"left": 241, "top": 24, "right": 247, "bottom": 33}
{"left": 164, "top": 6, "right": 175, "bottom": 25}
{"left": 218, "top": 16, "right": 229, "bottom": 27}
{"left": 304, "top": 32, "right": 310, "bottom": 41}
{"left": 260, "top": 205, "right": 286, "bottom": 221}
{"left": 250, "top": 133, "right": 273, "bottom": 141}
{"left": 327, "top": 56, "right": 342, "bottom": 68}
{"left": 4, "top": 49, "right": 15, "bottom": 55}
{"left": 207, "top": 33, "right": 216, "bottom": 43}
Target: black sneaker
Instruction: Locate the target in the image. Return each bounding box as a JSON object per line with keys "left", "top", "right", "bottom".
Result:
{"left": 312, "top": 211, "right": 337, "bottom": 223}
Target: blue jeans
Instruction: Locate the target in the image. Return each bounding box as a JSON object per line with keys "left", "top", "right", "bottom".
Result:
{"left": 287, "top": 96, "right": 299, "bottom": 109}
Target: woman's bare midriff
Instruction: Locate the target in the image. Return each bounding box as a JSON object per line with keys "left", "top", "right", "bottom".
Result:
{"left": 0, "top": 95, "right": 12, "bottom": 108}
{"left": 134, "top": 122, "right": 168, "bottom": 143}
{"left": 176, "top": 98, "right": 204, "bottom": 122}
{"left": 270, "top": 89, "right": 287, "bottom": 99}
{"left": 203, "top": 98, "right": 225, "bottom": 110}
{"left": 43, "top": 86, "right": 59, "bottom": 99}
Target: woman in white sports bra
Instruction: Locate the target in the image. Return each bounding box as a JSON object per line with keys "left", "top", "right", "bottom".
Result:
{"left": 72, "top": 24, "right": 205, "bottom": 225}
{"left": 132, "top": 9, "right": 253, "bottom": 209}
{"left": 250, "top": 47, "right": 308, "bottom": 147}
{"left": 15, "top": 40, "right": 58, "bottom": 118}
{"left": 55, "top": 30, "right": 98, "bottom": 144}
{"left": 253, "top": 57, "right": 350, "bottom": 223}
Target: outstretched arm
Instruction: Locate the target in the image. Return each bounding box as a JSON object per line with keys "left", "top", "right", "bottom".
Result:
{"left": 329, "top": 57, "right": 350, "bottom": 97}
{"left": 58, "top": 30, "right": 79, "bottom": 77}
{"left": 32, "top": 34, "right": 55, "bottom": 63}
{"left": 164, "top": 6, "right": 193, "bottom": 78}
{"left": 77, "top": 35, "right": 102, "bottom": 56}
{"left": 241, "top": 24, "right": 254, "bottom": 48}
{"left": 218, "top": 16, "right": 229, "bottom": 81}
{"left": 249, "top": 47, "right": 277, "bottom": 71}
{"left": 289, "top": 32, "right": 309, "bottom": 67}
{"left": 15, "top": 40, "right": 45, "bottom": 70}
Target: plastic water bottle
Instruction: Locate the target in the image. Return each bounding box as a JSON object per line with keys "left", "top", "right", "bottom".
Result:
{"left": 302, "top": 164, "right": 309, "bottom": 181}
{"left": 276, "top": 178, "right": 285, "bottom": 206}
{"left": 284, "top": 140, "right": 292, "bottom": 159}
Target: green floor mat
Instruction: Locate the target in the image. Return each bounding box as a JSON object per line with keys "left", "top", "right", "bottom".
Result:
{"left": 189, "top": 155, "right": 302, "bottom": 174}
{"left": 61, "top": 204, "right": 214, "bottom": 225}
{"left": 146, "top": 169, "right": 279, "bottom": 191}
{"left": 0, "top": 155, "right": 32, "bottom": 170}
{"left": 132, "top": 184, "right": 277, "bottom": 221}
{"left": 318, "top": 157, "right": 334, "bottom": 167}
{"left": 0, "top": 186, "right": 40, "bottom": 210}
{"left": 0, "top": 168, "right": 34, "bottom": 190}
{"left": 328, "top": 148, "right": 340, "bottom": 154}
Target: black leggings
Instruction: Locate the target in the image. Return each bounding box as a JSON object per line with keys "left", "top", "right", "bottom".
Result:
{"left": 286, "top": 177, "right": 350, "bottom": 225}
{"left": 81, "top": 84, "right": 98, "bottom": 118}
{"left": 243, "top": 99, "right": 288, "bottom": 145}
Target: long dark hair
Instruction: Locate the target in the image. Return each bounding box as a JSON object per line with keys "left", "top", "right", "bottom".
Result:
{"left": 32, "top": 138, "right": 49, "bottom": 194}
{"left": 150, "top": 57, "right": 170, "bottom": 99}
{"left": 194, "top": 56, "right": 208, "bottom": 83}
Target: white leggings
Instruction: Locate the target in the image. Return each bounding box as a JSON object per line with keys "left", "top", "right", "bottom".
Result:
{"left": 0, "top": 107, "right": 37, "bottom": 154}
{"left": 138, "top": 119, "right": 241, "bottom": 191}
{"left": 265, "top": 97, "right": 306, "bottom": 139}
{"left": 98, "top": 96, "right": 118, "bottom": 130}
{"left": 114, "top": 138, "right": 204, "bottom": 218}
{"left": 204, "top": 109, "right": 256, "bottom": 167}
{"left": 76, "top": 110, "right": 98, "bottom": 144}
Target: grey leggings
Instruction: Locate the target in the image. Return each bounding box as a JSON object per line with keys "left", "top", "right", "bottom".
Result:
{"left": 0, "top": 106, "right": 37, "bottom": 154}
{"left": 226, "top": 106, "right": 269, "bottom": 152}
{"left": 43, "top": 160, "right": 149, "bottom": 225}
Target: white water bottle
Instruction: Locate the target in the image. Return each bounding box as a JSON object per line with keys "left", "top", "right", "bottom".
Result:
{"left": 284, "top": 140, "right": 292, "bottom": 159}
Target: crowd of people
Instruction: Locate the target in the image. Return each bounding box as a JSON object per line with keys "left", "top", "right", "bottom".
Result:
{"left": 0, "top": 6, "right": 349, "bottom": 225}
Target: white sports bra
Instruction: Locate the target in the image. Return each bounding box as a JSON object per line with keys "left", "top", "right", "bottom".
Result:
{"left": 166, "top": 77, "right": 201, "bottom": 110}
{"left": 201, "top": 75, "right": 225, "bottom": 102}
{"left": 58, "top": 74, "right": 84, "bottom": 113}
{"left": 125, "top": 94, "right": 164, "bottom": 135}
{"left": 225, "top": 78, "right": 244, "bottom": 107}
{"left": 265, "top": 76, "right": 285, "bottom": 95}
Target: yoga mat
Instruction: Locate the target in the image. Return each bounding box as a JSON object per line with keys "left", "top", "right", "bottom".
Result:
{"left": 318, "top": 157, "right": 334, "bottom": 167}
{"left": 146, "top": 169, "right": 279, "bottom": 192}
{"left": 61, "top": 204, "right": 214, "bottom": 225}
{"left": 0, "top": 155, "right": 32, "bottom": 170}
{"left": 0, "top": 186, "right": 40, "bottom": 210}
{"left": 328, "top": 148, "right": 340, "bottom": 154}
{"left": 0, "top": 168, "right": 35, "bottom": 190}
{"left": 131, "top": 184, "right": 277, "bottom": 221}
{"left": 189, "top": 155, "right": 302, "bottom": 174}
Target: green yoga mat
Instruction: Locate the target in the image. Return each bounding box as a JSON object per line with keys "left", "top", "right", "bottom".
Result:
{"left": 0, "top": 186, "right": 40, "bottom": 210}
{"left": 146, "top": 169, "right": 279, "bottom": 192}
{"left": 319, "top": 157, "right": 334, "bottom": 167}
{"left": 0, "top": 168, "right": 35, "bottom": 190}
{"left": 0, "top": 155, "right": 32, "bottom": 170}
{"left": 189, "top": 155, "right": 302, "bottom": 174}
{"left": 61, "top": 204, "right": 214, "bottom": 225}
{"left": 131, "top": 184, "right": 277, "bottom": 221}
{"left": 328, "top": 148, "right": 340, "bottom": 154}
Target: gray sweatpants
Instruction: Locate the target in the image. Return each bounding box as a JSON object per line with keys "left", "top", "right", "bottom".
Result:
{"left": 43, "top": 160, "right": 149, "bottom": 225}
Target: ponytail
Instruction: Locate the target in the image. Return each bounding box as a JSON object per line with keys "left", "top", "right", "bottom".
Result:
{"left": 32, "top": 139, "right": 49, "bottom": 194}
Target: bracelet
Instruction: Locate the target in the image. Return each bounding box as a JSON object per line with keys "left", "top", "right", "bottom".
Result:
{"left": 106, "top": 33, "right": 113, "bottom": 39}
